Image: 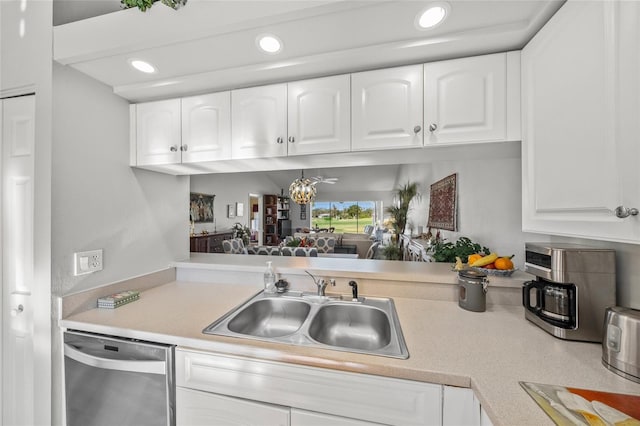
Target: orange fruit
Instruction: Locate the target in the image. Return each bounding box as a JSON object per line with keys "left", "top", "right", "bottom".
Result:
{"left": 467, "top": 253, "right": 483, "bottom": 265}
{"left": 495, "top": 256, "right": 514, "bottom": 270}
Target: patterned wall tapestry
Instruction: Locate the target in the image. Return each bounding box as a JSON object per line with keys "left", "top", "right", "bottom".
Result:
{"left": 427, "top": 173, "right": 457, "bottom": 231}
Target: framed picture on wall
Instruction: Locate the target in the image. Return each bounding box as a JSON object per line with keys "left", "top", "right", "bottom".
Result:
{"left": 227, "top": 204, "right": 235, "bottom": 218}
{"left": 300, "top": 204, "right": 307, "bottom": 220}
{"left": 190, "top": 193, "right": 215, "bottom": 223}
{"left": 236, "top": 202, "right": 244, "bottom": 217}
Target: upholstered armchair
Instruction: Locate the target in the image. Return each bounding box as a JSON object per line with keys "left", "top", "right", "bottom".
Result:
{"left": 222, "top": 238, "right": 247, "bottom": 254}
{"left": 280, "top": 247, "right": 318, "bottom": 257}
{"left": 246, "top": 246, "right": 281, "bottom": 256}
{"left": 313, "top": 236, "right": 336, "bottom": 253}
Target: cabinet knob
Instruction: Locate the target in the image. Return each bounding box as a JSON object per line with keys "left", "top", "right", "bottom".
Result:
{"left": 180, "top": 145, "right": 188, "bottom": 151}
{"left": 11, "top": 304, "right": 23, "bottom": 317}
{"left": 414, "top": 125, "right": 422, "bottom": 134}
{"left": 170, "top": 145, "right": 178, "bottom": 152}
{"left": 288, "top": 136, "right": 295, "bottom": 143}
{"left": 428, "top": 123, "right": 438, "bottom": 132}
{"left": 614, "top": 206, "right": 639, "bottom": 218}
{"left": 276, "top": 137, "right": 283, "bottom": 144}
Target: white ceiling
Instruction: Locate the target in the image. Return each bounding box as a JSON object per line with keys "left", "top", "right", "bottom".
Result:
{"left": 53, "top": 0, "right": 565, "bottom": 102}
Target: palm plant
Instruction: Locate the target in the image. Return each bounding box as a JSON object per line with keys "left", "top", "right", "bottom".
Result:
{"left": 384, "top": 181, "right": 420, "bottom": 260}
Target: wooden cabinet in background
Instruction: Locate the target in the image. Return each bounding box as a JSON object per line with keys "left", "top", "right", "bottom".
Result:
{"left": 263, "top": 194, "right": 279, "bottom": 246}
{"left": 190, "top": 231, "right": 233, "bottom": 253}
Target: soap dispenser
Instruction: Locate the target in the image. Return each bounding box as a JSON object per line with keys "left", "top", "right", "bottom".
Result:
{"left": 264, "top": 261, "right": 276, "bottom": 293}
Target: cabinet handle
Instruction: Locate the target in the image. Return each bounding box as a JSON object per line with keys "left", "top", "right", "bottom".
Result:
{"left": 428, "top": 123, "right": 438, "bottom": 132}
{"left": 276, "top": 137, "right": 283, "bottom": 144}
{"left": 11, "top": 304, "right": 23, "bottom": 317}
{"left": 288, "top": 136, "right": 295, "bottom": 143}
{"left": 170, "top": 145, "right": 178, "bottom": 152}
{"left": 413, "top": 125, "right": 422, "bottom": 134}
{"left": 180, "top": 145, "right": 188, "bottom": 151}
{"left": 614, "top": 206, "right": 639, "bottom": 218}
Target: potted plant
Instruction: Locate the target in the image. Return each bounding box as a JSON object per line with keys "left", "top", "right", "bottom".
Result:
{"left": 231, "top": 223, "right": 251, "bottom": 246}
{"left": 385, "top": 182, "right": 419, "bottom": 260}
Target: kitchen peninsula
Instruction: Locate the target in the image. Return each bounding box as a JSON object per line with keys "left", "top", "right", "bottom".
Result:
{"left": 60, "top": 255, "right": 640, "bottom": 426}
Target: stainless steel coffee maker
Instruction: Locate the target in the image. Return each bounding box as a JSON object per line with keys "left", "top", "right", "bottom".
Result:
{"left": 522, "top": 242, "right": 616, "bottom": 342}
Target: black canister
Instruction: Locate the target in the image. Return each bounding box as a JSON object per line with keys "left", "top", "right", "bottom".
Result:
{"left": 458, "top": 270, "right": 489, "bottom": 312}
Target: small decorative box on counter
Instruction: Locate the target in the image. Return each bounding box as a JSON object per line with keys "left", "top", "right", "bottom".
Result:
{"left": 97, "top": 290, "right": 140, "bottom": 309}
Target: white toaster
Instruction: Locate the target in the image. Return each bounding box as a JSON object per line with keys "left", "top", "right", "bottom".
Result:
{"left": 602, "top": 306, "right": 640, "bottom": 384}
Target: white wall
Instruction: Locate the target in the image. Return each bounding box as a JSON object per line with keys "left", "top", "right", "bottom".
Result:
{"left": 190, "top": 172, "right": 281, "bottom": 233}
{"left": 52, "top": 63, "right": 189, "bottom": 296}
{"left": 395, "top": 158, "right": 543, "bottom": 268}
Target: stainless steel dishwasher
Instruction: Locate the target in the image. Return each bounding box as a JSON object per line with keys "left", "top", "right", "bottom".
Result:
{"left": 64, "top": 330, "right": 175, "bottom": 426}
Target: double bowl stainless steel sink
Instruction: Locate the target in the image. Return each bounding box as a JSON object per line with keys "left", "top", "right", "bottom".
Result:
{"left": 203, "top": 291, "right": 409, "bottom": 359}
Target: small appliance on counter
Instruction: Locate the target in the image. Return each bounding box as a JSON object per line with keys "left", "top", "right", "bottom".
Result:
{"left": 522, "top": 242, "right": 616, "bottom": 342}
{"left": 458, "top": 269, "right": 488, "bottom": 312}
{"left": 602, "top": 306, "right": 640, "bottom": 384}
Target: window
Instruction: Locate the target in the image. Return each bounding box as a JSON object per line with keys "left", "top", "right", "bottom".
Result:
{"left": 311, "top": 201, "right": 377, "bottom": 233}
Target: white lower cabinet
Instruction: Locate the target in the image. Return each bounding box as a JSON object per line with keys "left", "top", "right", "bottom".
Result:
{"left": 443, "top": 386, "right": 480, "bottom": 426}
{"left": 177, "top": 387, "right": 289, "bottom": 426}
{"left": 291, "top": 408, "right": 383, "bottom": 426}
{"left": 175, "top": 348, "right": 489, "bottom": 426}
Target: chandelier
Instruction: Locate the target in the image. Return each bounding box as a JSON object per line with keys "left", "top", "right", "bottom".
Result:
{"left": 289, "top": 170, "right": 317, "bottom": 205}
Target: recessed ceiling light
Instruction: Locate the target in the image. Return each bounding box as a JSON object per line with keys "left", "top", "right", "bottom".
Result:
{"left": 129, "top": 59, "right": 157, "bottom": 74}
{"left": 257, "top": 34, "right": 283, "bottom": 54}
{"left": 416, "top": 3, "right": 450, "bottom": 30}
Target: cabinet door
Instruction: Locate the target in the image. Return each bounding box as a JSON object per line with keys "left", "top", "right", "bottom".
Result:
{"left": 424, "top": 53, "right": 506, "bottom": 145}
{"left": 177, "top": 387, "right": 289, "bottom": 426}
{"left": 351, "top": 64, "right": 423, "bottom": 151}
{"left": 521, "top": 0, "right": 640, "bottom": 243}
{"left": 231, "top": 84, "right": 287, "bottom": 159}
{"left": 287, "top": 75, "right": 350, "bottom": 155}
{"left": 291, "top": 408, "right": 382, "bottom": 426}
{"left": 442, "top": 386, "right": 480, "bottom": 426}
{"left": 181, "top": 92, "right": 231, "bottom": 163}
{"left": 135, "top": 99, "right": 181, "bottom": 165}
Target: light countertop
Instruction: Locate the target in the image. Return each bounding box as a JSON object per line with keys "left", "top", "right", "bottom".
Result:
{"left": 61, "top": 278, "right": 640, "bottom": 426}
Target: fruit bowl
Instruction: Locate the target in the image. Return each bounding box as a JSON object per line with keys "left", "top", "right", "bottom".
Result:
{"left": 471, "top": 267, "right": 517, "bottom": 277}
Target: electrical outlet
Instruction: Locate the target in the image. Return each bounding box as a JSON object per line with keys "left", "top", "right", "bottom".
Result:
{"left": 74, "top": 249, "right": 103, "bottom": 276}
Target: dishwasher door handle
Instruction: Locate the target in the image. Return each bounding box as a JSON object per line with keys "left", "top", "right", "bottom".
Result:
{"left": 64, "top": 343, "right": 166, "bottom": 375}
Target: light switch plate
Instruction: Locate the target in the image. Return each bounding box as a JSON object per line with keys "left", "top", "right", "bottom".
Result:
{"left": 74, "top": 249, "right": 103, "bottom": 276}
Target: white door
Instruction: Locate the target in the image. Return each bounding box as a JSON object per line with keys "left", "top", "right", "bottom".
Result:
{"left": 231, "top": 84, "right": 287, "bottom": 159}
{"left": 176, "top": 387, "right": 289, "bottom": 426}
{"left": 181, "top": 92, "right": 231, "bottom": 163}
{"left": 2, "top": 94, "right": 38, "bottom": 425}
{"left": 424, "top": 53, "right": 506, "bottom": 145}
{"left": 287, "top": 75, "right": 351, "bottom": 156}
{"left": 521, "top": 0, "right": 640, "bottom": 243}
{"left": 351, "top": 64, "right": 423, "bottom": 151}
{"left": 135, "top": 99, "right": 182, "bottom": 166}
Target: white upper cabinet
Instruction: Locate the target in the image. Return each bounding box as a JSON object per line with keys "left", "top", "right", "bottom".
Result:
{"left": 522, "top": 0, "right": 640, "bottom": 243}
{"left": 231, "top": 84, "right": 287, "bottom": 159}
{"left": 424, "top": 53, "right": 514, "bottom": 145}
{"left": 181, "top": 92, "right": 231, "bottom": 163}
{"left": 351, "top": 64, "right": 424, "bottom": 151}
{"left": 134, "top": 99, "right": 182, "bottom": 166}
{"left": 287, "top": 75, "right": 351, "bottom": 156}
